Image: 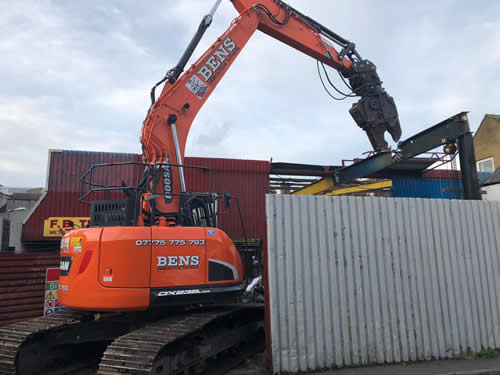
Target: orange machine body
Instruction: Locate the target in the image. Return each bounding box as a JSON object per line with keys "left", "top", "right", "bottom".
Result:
{"left": 59, "top": 227, "right": 244, "bottom": 311}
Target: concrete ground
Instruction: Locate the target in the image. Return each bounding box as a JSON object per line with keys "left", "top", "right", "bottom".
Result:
{"left": 312, "top": 359, "right": 500, "bottom": 375}
{"left": 229, "top": 354, "right": 500, "bottom": 375}
{"left": 73, "top": 355, "right": 500, "bottom": 375}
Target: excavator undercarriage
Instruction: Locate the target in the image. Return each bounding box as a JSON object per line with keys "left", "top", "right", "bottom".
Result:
{"left": 0, "top": 305, "right": 264, "bottom": 375}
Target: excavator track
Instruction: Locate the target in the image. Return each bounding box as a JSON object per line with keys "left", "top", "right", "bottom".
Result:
{"left": 98, "top": 304, "right": 264, "bottom": 375}
{"left": 0, "top": 309, "right": 89, "bottom": 375}
{"left": 0, "top": 304, "right": 264, "bottom": 375}
{"left": 0, "top": 309, "right": 140, "bottom": 375}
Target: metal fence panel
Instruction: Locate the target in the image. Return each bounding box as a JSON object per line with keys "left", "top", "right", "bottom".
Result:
{"left": 266, "top": 195, "right": 500, "bottom": 373}
{"left": 0, "top": 253, "right": 59, "bottom": 326}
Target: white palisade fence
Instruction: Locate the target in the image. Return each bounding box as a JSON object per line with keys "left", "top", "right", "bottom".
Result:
{"left": 266, "top": 195, "right": 500, "bottom": 373}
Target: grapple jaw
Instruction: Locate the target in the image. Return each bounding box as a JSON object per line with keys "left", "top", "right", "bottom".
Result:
{"left": 349, "top": 91, "right": 402, "bottom": 152}
{"left": 347, "top": 59, "right": 402, "bottom": 152}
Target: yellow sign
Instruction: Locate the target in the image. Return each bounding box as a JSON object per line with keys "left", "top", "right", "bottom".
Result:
{"left": 43, "top": 217, "right": 90, "bottom": 237}
{"left": 71, "top": 237, "right": 82, "bottom": 247}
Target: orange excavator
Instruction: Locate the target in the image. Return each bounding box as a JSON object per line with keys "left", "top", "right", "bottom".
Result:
{"left": 0, "top": 1, "right": 402, "bottom": 374}
{"left": 60, "top": 0, "right": 400, "bottom": 312}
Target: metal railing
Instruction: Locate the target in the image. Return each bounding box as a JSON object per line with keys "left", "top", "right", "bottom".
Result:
{"left": 80, "top": 161, "right": 212, "bottom": 204}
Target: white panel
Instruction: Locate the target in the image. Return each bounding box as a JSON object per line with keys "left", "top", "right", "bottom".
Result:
{"left": 266, "top": 195, "right": 500, "bottom": 373}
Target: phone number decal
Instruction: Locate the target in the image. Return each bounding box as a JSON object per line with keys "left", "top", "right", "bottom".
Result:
{"left": 135, "top": 240, "right": 205, "bottom": 247}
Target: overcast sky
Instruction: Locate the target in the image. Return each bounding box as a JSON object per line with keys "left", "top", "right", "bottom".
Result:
{"left": 1, "top": 0, "right": 499, "bottom": 187}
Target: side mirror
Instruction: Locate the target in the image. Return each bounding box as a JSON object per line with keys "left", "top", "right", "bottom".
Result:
{"left": 223, "top": 192, "right": 232, "bottom": 209}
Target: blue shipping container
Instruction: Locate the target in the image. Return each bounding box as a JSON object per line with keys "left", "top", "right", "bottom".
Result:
{"left": 392, "top": 172, "right": 491, "bottom": 199}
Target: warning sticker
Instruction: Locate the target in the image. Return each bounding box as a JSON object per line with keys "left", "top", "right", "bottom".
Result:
{"left": 46, "top": 281, "right": 58, "bottom": 291}
{"left": 185, "top": 74, "right": 209, "bottom": 99}
{"left": 71, "top": 237, "right": 82, "bottom": 248}
{"left": 61, "top": 237, "right": 69, "bottom": 252}
{"left": 45, "top": 290, "right": 56, "bottom": 300}
{"left": 44, "top": 268, "right": 65, "bottom": 316}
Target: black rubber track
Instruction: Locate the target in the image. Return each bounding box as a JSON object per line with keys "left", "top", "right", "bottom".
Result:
{"left": 0, "top": 309, "right": 88, "bottom": 375}
{"left": 98, "top": 305, "right": 264, "bottom": 375}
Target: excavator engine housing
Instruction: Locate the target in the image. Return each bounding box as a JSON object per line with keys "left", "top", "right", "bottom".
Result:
{"left": 59, "top": 226, "right": 244, "bottom": 311}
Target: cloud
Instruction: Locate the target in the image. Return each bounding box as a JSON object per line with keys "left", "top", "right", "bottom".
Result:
{"left": 0, "top": 96, "right": 139, "bottom": 186}
{"left": 102, "top": 85, "right": 151, "bottom": 116}
{"left": 0, "top": 0, "right": 499, "bottom": 188}
{"left": 192, "top": 121, "right": 233, "bottom": 148}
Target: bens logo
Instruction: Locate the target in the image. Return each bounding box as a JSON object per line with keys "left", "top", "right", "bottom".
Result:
{"left": 157, "top": 256, "right": 200, "bottom": 269}
{"left": 198, "top": 37, "right": 237, "bottom": 82}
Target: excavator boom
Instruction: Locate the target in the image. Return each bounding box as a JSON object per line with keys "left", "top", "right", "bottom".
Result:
{"left": 141, "top": 0, "right": 402, "bottom": 218}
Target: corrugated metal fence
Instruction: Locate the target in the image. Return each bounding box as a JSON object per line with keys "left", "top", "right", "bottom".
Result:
{"left": 0, "top": 252, "right": 59, "bottom": 326}
{"left": 266, "top": 195, "right": 500, "bottom": 372}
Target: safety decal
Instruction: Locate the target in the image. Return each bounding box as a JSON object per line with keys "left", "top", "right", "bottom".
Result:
{"left": 71, "top": 236, "right": 82, "bottom": 252}
{"left": 186, "top": 74, "right": 209, "bottom": 99}
{"left": 45, "top": 291, "right": 56, "bottom": 300}
{"left": 61, "top": 237, "right": 70, "bottom": 252}
{"left": 44, "top": 268, "right": 65, "bottom": 316}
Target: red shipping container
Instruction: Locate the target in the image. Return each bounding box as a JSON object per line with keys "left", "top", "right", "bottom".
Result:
{"left": 23, "top": 150, "right": 269, "bottom": 245}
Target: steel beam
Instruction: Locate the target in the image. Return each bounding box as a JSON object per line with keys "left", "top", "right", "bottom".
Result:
{"left": 458, "top": 132, "right": 481, "bottom": 200}
{"left": 292, "top": 112, "right": 477, "bottom": 197}
{"left": 334, "top": 152, "right": 393, "bottom": 185}
{"left": 397, "top": 112, "right": 470, "bottom": 160}
{"left": 292, "top": 177, "right": 335, "bottom": 195}
{"left": 332, "top": 112, "right": 473, "bottom": 187}
{"left": 325, "top": 180, "right": 392, "bottom": 196}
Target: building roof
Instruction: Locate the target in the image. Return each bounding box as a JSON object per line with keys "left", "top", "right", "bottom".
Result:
{"left": 8, "top": 192, "right": 43, "bottom": 201}
{"left": 483, "top": 167, "right": 500, "bottom": 186}
{"left": 474, "top": 114, "right": 500, "bottom": 139}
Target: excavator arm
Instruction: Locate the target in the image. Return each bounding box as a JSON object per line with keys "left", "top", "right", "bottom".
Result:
{"left": 231, "top": 0, "right": 401, "bottom": 149}
{"left": 140, "top": 0, "right": 402, "bottom": 218}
